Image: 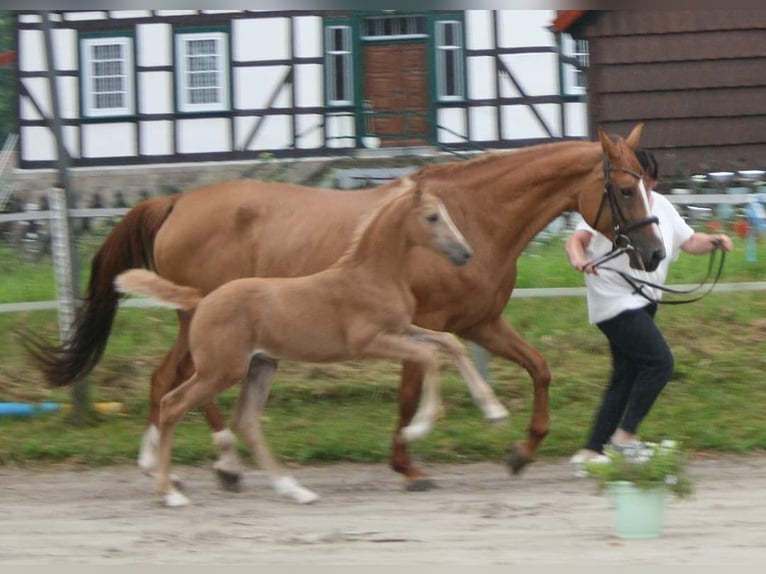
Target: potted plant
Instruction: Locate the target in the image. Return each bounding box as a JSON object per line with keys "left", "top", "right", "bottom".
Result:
{"left": 585, "top": 440, "right": 693, "bottom": 539}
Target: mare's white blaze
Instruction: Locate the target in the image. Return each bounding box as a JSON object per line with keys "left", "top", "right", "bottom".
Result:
{"left": 273, "top": 475, "right": 320, "bottom": 504}
{"left": 638, "top": 179, "right": 662, "bottom": 241}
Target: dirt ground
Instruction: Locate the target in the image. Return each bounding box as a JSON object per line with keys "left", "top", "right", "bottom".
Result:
{"left": 0, "top": 454, "right": 764, "bottom": 565}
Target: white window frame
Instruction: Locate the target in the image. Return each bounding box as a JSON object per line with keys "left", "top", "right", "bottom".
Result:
{"left": 435, "top": 20, "right": 464, "bottom": 102}
{"left": 175, "top": 31, "right": 230, "bottom": 113}
{"left": 325, "top": 25, "right": 353, "bottom": 107}
{"left": 561, "top": 34, "right": 588, "bottom": 96}
{"left": 81, "top": 36, "right": 134, "bottom": 118}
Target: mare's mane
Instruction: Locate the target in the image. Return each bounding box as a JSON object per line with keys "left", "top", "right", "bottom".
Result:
{"left": 331, "top": 180, "right": 418, "bottom": 267}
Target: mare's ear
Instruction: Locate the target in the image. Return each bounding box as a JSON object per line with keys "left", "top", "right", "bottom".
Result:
{"left": 598, "top": 127, "right": 618, "bottom": 160}
{"left": 624, "top": 122, "right": 644, "bottom": 150}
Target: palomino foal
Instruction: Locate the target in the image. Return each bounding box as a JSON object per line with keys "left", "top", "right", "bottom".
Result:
{"left": 116, "top": 178, "right": 508, "bottom": 507}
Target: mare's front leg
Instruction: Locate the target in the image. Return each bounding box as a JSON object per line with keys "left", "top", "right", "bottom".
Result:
{"left": 231, "top": 357, "right": 319, "bottom": 505}
{"left": 465, "top": 316, "right": 551, "bottom": 474}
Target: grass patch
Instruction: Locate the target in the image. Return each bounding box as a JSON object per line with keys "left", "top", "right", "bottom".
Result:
{"left": 0, "top": 230, "right": 764, "bottom": 467}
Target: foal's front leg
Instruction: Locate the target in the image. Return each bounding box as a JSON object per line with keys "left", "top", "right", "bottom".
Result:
{"left": 406, "top": 326, "right": 509, "bottom": 424}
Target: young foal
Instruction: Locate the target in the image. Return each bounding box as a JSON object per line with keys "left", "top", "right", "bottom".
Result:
{"left": 116, "top": 178, "right": 508, "bottom": 507}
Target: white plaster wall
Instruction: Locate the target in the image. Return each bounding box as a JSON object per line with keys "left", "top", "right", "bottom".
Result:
{"left": 436, "top": 108, "right": 467, "bottom": 144}
{"left": 177, "top": 118, "right": 230, "bottom": 154}
{"left": 233, "top": 18, "right": 290, "bottom": 62}
{"left": 501, "top": 104, "right": 560, "bottom": 139}
{"left": 294, "top": 64, "right": 322, "bottom": 108}
{"left": 246, "top": 115, "right": 292, "bottom": 151}
{"left": 140, "top": 121, "right": 173, "bottom": 156}
{"left": 465, "top": 11, "right": 493, "bottom": 51}
{"left": 82, "top": 123, "right": 136, "bottom": 158}
{"left": 499, "top": 53, "right": 559, "bottom": 97}
{"left": 564, "top": 101, "right": 589, "bottom": 138}
{"left": 20, "top": 126, "right": 78, "bottom": 162}
{"left": 138, "top": 72, "right": 173, "bottom": 115}
{"left": 234, "top": 66, "right": 291, "bottom": 110}
{"left": 326, "top": 114, "right": 355, "bottom": 148}
{"left": 109, "top": 11, "right": 152, "bottom": 19}
{"left": 137, "top": 23, "right": 172, "bottom": 68}
{"left": 497, "top": 10, "right": 555, "bottom": 48}
{"left": 294, "top": 16, "right": 322, "bottom": 59}
{"left": 469, "top": 106, "right": 499, "bottom": 142}
{"left": 467, "top": 56, "right": 496, "bottom": 101}
{"left": 295, "top": 114, "right": 323, "bottom": 149}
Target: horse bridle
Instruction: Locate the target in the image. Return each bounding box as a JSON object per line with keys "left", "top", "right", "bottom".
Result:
{"left": 587, "top": 155, "right": 726, "bottom": 305}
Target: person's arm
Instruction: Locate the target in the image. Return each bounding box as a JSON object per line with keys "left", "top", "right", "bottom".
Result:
{"left": 565, "top": 228, "right": 598, "bottom": 275}
{"left": 681, "top": 231, "right": 733, "bottom": 255}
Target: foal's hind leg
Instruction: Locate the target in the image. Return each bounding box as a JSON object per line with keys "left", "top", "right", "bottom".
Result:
{"left": 138, "top": 312, "right": 244, "bottom": 490}
{"left": 231, "top": 357, "right": 319, "bottom": 504}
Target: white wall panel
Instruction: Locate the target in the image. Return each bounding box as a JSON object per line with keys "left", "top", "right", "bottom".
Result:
{"left": 109, "top": 11, "right": 151, "bottom": 19}
{"left": 140, "top": 121, "right": 173, "bottom": 156}
{"left": 247, "top": 115, "right": 291, "bottom": 151}
{"left": 295, "top": 114, "right": 323, "bottom": 149}
{"left": 467, "top": 56, "right": 496, "bottom": 100}
{"left": 497, "top": 11, "right": 555, "bottom": 48}
{"left": 18, "top": 30, "right": 44, "bottom": 73}
{"left": 177, "top": 118, "right": 230, "bottom": 154}
{"left": 294, "top": 17, "right": 322, "bottom": 59}
{"left": 294, "top": 65, "right": 322, "bottom": 108}
{"left": 465, "top": 11, "right": 493, "bottom": 51}
{"left": 83, "top": 123, "right": 136, "bottom": 158}
{"left": 139, "top": 72, "right": 173, "bottom": 115}
{"left": 565, "top": 102, "right": 589, "bottom": 138}
{"left": 469, "top": 106, "right": 498, "bottom": 142}
{"left": 53, "top": 28, "right": 77, "bottom": 71}
{"left": 234, "top": 66, "right": 291, "bottom": 110}
{"left": 326, "top": 114, "right": 355, "bottom": 148}
{"left": 436, "top": 108, "right": 467, "bottom": 144}
{"left": 502, "top": 104, "right": 560, "bottom": 139}
{"left": 233, "top": 18, "right": 289, "bottom": 62}
{"left": 137, "top": 23, "right": 171, "bottom": 68}
{"left": 499, "top": 53, "right": 558, "bottom": 97}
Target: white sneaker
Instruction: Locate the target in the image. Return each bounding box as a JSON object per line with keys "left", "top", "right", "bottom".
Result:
{"left": 570, "top": 452, "right": 610, "bottom": 478}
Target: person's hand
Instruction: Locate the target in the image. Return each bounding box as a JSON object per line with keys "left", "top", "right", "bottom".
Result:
{"left": 570, "top": 257, "right": 598, "bottom": 275}
{"left": 711, "top": 234, "right": 733, "bottom": 252}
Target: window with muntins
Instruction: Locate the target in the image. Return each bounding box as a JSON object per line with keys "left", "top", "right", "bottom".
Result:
{"left": 561, "top": 34, "right": 588, "bottom": 95}
{"left": 176, "top": 31, "right": 229, "bottom": 113}
{"left": 435, "top": 20, "right": 464, "bottom": 101}
{"left": 325, "top": 25, "right": 353, "bottom": 106}
{"left": 81, "top": 37, "right": 133, "bottom": 117}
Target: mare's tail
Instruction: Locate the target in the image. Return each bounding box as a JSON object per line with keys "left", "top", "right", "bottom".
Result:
{"left": 115, "top": 270, "right": 201, "bottom": 312}
{"left": 21, "top": 196, "right": 177, "bottom": 387}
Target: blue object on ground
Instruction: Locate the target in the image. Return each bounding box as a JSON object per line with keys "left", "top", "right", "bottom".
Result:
{"left": 0, "top": 402, "right": 62, "bottom": 418}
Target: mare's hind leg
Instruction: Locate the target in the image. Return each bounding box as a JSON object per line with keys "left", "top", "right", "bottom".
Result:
{"left": 231, "top": 356, "right": 319, "bottom": 504}
{"left": 465, "top": 316, "right": 551, "bottom": 475}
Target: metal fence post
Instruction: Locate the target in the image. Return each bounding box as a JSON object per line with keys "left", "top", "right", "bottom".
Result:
{"left": 47, "top": 186, "right": 75, "bottom": 342}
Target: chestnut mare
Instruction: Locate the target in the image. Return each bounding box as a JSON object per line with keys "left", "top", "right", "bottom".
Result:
{"left": 115, "top": 179, "right": 511, "bottom": 506}
{"left": 27, "top": 124, "right": 665, "bottom": 491}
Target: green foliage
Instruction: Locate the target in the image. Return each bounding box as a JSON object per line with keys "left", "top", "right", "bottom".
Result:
{"left": 585, "top": 441, "right": 694, "bottom": 499}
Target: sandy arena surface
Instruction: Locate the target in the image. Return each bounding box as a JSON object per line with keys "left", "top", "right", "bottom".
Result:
{"left": 0, "top": 454, "right": 764, "bottom": 565}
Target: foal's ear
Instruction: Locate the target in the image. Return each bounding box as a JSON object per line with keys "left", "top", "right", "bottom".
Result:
{"left": 401, "top": 175, "right": 422, "bottom": 203}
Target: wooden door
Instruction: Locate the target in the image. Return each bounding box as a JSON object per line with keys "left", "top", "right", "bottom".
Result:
{"left": 363, "top": 43, "right": 429, "bottom": 147}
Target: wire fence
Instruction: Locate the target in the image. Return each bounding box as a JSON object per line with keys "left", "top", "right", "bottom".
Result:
{"left": 1, "top": 189, "right": 765, "bottom": 322}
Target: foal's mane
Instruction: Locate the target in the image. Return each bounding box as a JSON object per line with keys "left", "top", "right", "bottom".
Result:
{"left": 332, "top": 179, "right": 418, "bottom": 267}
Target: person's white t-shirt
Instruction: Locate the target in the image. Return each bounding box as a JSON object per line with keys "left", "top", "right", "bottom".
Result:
{"left": 577, "top": 192, "right": 695, "bottom": 324}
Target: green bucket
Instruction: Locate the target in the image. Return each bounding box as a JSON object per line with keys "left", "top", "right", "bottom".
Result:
{"left": 607, "top": 481, "right": 667, "bottom": 539}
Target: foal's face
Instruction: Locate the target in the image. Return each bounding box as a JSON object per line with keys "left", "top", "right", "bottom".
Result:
{"left": 411, "top": 192, "right": 473, "bottom": 267}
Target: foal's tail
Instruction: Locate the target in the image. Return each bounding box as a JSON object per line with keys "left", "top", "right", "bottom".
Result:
{"left": 115, "top": 269, "right": 202, "bottom": 312}
{"left": 21, "top": 196, "right": 177, "bottom": 387}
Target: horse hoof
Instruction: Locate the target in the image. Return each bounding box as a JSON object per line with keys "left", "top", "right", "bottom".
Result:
{"left": 163, "top": 489, "right": 190, "bottom": 507}
{"left": 505, "top": 445, "right": 532, "bottom": 475}
{"left": 486, "top": 404, "right": 510, "bottom": 424}
{"left": 401, "top": 421, "right": 432, "bottom": 443}
{"left": 273, "top": 475, "right": 320, "bottom": 504}
{"left": 405, "top": 477, "right": 437, "bottom": 492}
{"left": 215, "top": 468, "right": 243, "bottom": 492}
